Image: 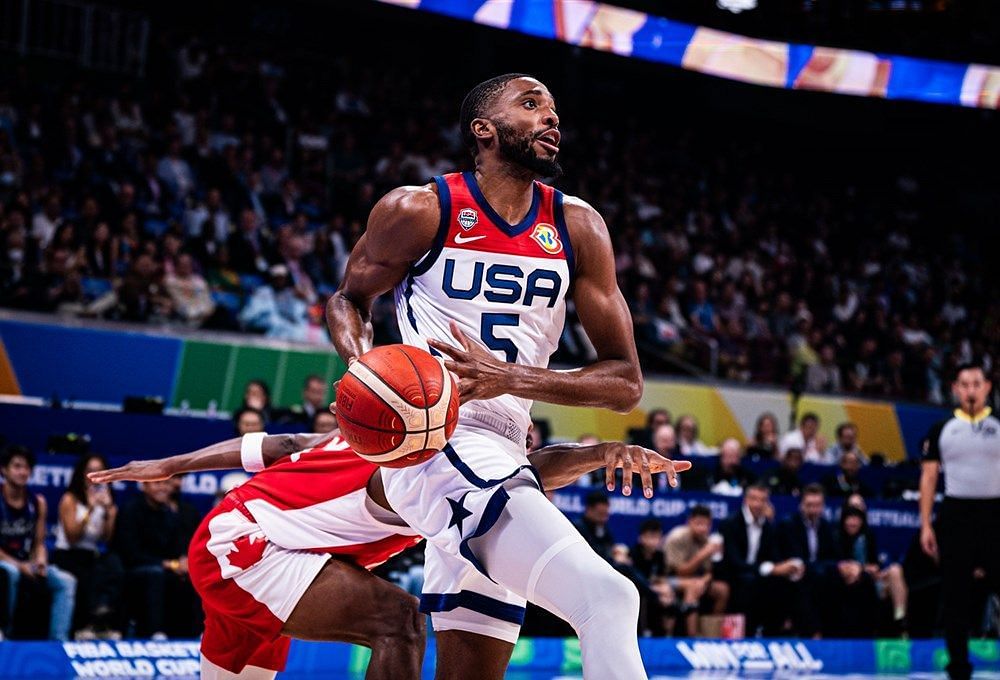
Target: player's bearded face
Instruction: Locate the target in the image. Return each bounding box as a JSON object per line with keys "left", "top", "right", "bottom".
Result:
{"left": 494, "top": 119, "right": 562, "bottom": 178}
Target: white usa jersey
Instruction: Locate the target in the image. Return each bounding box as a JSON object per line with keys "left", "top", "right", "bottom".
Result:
{"left": 393, "top": 171, "right": 574, "bottom": 441}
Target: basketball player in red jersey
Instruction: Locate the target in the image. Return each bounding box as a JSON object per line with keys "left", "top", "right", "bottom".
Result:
{"left": 92, "top": 431, "right": 688, "bottom": 679}
{"left": 326, "top": 74, "right": 652, "bottom": 679}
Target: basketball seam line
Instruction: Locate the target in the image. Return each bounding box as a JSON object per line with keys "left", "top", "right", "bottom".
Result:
{"left": 358, "top": 353, "right": 442, "bottom": 410}
{"left": 343, "top": 368, "right": 412, "bottom": 433}
{"left": 396, "top": 347, "right": 432, "bottom": 454}
{"left": 336, "top": 408, "right": 450, "bottom": 436}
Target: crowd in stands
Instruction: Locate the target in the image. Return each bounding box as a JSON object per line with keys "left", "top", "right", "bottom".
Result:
{"left": 1, "top": 366, "right": 995, "bottom": 643}
{"left": 0, "top": 33, "right": 995, "bottom": 403}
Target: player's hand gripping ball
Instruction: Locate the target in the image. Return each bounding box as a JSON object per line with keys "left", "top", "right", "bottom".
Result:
{"left": 335, "top": 345, "right": 460, "bottom": 467}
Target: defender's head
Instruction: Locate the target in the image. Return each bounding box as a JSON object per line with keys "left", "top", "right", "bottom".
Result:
{"left": 460, "top": 74, "right": 561, "bottom": 177}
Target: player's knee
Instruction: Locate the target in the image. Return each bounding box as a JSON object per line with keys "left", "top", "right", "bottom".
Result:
{"left": 378, "top": 593, "right": 424, "bottom": 646}
{"left": 591, "top": 569, "right": 640, "bottom": 622}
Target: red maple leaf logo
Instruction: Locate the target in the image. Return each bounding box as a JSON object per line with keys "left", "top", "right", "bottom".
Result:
{"left": 227, "top": 534, "right": 267, "bottom": 571}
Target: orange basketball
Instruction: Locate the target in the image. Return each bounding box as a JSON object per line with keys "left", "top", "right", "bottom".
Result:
{"left": 335, "top": 344, "right": 460, "bottom": 467}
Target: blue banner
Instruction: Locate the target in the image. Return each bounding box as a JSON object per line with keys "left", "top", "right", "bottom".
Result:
{"left": 1, "top": 637, "right": 998, "bottom": 677}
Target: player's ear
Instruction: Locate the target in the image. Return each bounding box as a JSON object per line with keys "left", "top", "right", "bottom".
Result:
{"left": 471, "top": 117, "right": 494, "bottom": 145}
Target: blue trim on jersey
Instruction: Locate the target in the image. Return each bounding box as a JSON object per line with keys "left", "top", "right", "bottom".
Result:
{"left": 419, "top": 590, "right": 526, "bottom": 625}
{"left": 443, "top": 443, "right": 538, "bottom": 490}
{"left": 462, "top": 171, "right": 540, "bottom": 237}
{"left": 410, "top": 175, "right": 452, "bottom": 277}
{"left": 458, "top": 486, "right": 510, "bottom": 581}
{"left": 553, "top": 189, "right": 575, "bottom": 281}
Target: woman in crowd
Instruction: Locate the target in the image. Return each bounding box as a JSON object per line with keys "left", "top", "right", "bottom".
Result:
{"left": 52, "top": 454, "right": 123, "bottom": 638}
{"left": 838, "top": 497, "right": 908, "bottom": 634}
{"left": 746, "top": 412, "right": 780, "bottom": 460}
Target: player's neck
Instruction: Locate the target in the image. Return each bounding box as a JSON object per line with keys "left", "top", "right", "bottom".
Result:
{"left": 473, "top": 159, "right": 536, "bottom": 223}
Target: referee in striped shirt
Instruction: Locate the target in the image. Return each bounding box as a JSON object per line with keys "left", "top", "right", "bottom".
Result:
{"left": 920, "top": 363, "right": 1000, "bottom": 680}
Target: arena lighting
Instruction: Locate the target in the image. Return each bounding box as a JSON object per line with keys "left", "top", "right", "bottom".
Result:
{"left": 717, "top": 0, "right": 758, "bottom": 14}
{"left": 379, "top": 0, "right": 1000, "bottom": 109}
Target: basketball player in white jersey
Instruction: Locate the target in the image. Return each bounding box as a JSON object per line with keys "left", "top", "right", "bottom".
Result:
{"left": 327, "top": 74, "right": 651, "bottom": 679}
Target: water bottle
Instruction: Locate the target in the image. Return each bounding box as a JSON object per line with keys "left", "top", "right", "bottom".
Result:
{"left": 207, "top": 399, "right": 218, "bottom": 417}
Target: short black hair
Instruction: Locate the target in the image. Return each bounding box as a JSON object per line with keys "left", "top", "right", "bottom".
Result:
{"left": 688, "top": 505, "right": 712, "bottom": 520}
{"left": 1, "top": 445, "right": 35, "bottom": 470}
{"left": 585, "top": 490, "right": 610, "bottom": 508}
{"left": 800, "top": 412, "right": 819, "bottom": 425}
{"left": 836, "top": 422, "right": 857, "bottom": 437}
{"left": 746, "top": 482, "right": 770, "bottom": 496}
{"left": 802, "top": 482, "right": 825, "bottom": 498}
{"left": 954, "top": 362, "right": 987, "bottom": 382}
{"left": 311, "top": 410, "right": 336, "bottom": 430}
{"left": 639, "top": 518, "right": 663, "bottom": 534}
{"left": 304, "top": 374, "right": 325, "bottom": 388}
{"left": 245, "top": 379, "right": 271, "bottom": 400}
{"left": 459, "top": 73, "right": 532, "bottom": 157}
{"left": 234, "top": 407, "right": 264, "bottom": 425}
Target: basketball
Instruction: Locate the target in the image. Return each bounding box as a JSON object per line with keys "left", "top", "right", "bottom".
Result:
{"left": 335, "top": 344, "right": 460, "bottom": 467}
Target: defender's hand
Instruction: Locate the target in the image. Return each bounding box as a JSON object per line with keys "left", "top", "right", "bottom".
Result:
{"left": 601, "top": 443, "right": 692, "bottom": 498}
{"left": 427, "top": 321, "right": 510, "bottom": 404}
{"left": 89, "top": 460, "right": 172, "bottom": 484}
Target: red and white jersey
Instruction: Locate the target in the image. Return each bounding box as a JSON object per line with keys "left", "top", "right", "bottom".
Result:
{"left": 393, "top": 172, "right": 574, "bottom": 438}
{"left": 230, "top": 434, "right": 420, "bottom": 570}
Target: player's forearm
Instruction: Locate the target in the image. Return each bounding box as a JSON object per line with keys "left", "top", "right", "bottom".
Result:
{"left": 919, "top": 464, "right": 938, "bottom": 528}
{"left": 528, "top": 443, "right": 605, "bottom": 490}
{"left": 326, "top": 291, "right": 374, "bottom": 365}
{"left": 504, "top": 360, "right": 642, "bottom": 413}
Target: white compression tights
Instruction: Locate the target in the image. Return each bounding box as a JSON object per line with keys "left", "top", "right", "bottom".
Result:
{"left": 477, "top": 484, "right": 647, "bottom": 680}
{"left": 200, "top": 655, "right": 277, "bottom": 680}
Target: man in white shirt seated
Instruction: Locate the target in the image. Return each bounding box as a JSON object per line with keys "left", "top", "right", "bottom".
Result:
{"left": 779, "top": 412, "right": 829, "bottom": 463}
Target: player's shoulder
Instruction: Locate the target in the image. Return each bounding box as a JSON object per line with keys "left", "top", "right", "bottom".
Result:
{"left": 559, "top": 192, "right": 603, "bottom": 227}
{"left": 377, "top": 183, "right": 440, "bottom": 218}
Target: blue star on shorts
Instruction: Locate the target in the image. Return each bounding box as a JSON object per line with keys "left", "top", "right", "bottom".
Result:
{"left": 447, "top": 492, "right": 474, "bottom": 534}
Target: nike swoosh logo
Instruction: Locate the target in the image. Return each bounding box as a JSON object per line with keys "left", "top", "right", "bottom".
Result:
{"left": 454, "top": 234, "right": 487, "bottom": 244}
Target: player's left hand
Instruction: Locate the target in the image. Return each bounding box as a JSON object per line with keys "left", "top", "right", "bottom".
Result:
{"left": 427, "top": 321, "right": 510, "bottom": 404}
{"left": 601, "top": 443, "right": 692, "bottom": 498}
{"left": 88, "top": 459, "right": 173, "bottom": 484}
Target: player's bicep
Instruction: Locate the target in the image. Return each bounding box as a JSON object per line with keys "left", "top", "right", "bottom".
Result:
{"left": 569, "top": 207, "right": 639, "bottom": 363}
{"left": 337, "top": 186, "right": 439, "bottom": 307}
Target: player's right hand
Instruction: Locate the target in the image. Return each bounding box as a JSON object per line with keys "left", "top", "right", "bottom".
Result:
{"left": 88, "top": 460, "right": 173, "bottom": 484}
{"left": 920, "top": 525, "right": 938, "bottom": 560}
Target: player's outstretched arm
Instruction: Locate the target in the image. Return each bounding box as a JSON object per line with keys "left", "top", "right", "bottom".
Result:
{"left": 428, "top": 199, "right": 643, "bottom": 413}
{"left": 88, "top": 433, "right": 330, "bottom": 483}
{"left": 528, "top": 441, "right": 692, "bottom": 497}
{"left": 326, "top": 185, "right": 438, "bottom": 365}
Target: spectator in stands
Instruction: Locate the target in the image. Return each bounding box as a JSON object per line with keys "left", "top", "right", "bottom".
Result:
{"left": 573, "top": 491, "right": 614, "bottom": 563}
{"left": 719, "top": 484, "right": 805, "bottom": 635}
{"left": 226, "top": 209, "right": 270, "bottom": 275}
{"left": 112, "top": 253, "right": 173, "bottom": 323}
{"left": 779, "top": 412, "right": 827, "bottom": 463}
{"left": 311, "top": 409, "right": 338, "bottom": 434}
{"left": 766, "top": 447, "right": 805, "bottom": 497}
{"left": 52, "top": 455, "right": 122, "bottom": 639}
{"left": 631, "top": 519, "right": 667, "bottom": 582}
{"left": 156, "top": 138, "right": 195, "bottom": 200}
{"left": 806, "top": 344, "right": 843, "bottom": 393}
{"left": 702, "top": 438, "right": 756, "bottom": 496}
{"left": 234, "top": 407, "right": 265, "bottom": 436}
{"left": 746, "top": 412, "right": 780, "bottom": 460}
{"left": 163, "top": 253, "right": 215, "bottom": 327}
{"left": 240, "top": 379, "right": 274, "bottom": 422}
{"left": 779, "top": 483, "right": 879, "bottom": 637}
{"left": 676, "top": 415, "right": 714, "bottom": 456}
{"left": 113, "top": 479, "right": 200, "bottom": 638}
{"left": 282, "top": 374, "right": 328, "bottom": 425}
{"left": 825, "top": 422, "right": 867, "bottom": 464}
{"left": 823, "top": 451, "right": 874, "bottom": 498}
{"left": 238, "top": 263, "right": 314, "bottom": 342}
{"left": 664, "top": 506, "right": 729, "bottom": 636}
{"left": 0, "top": 446, "right": 76, "bottom": 640}
{"left": 629, "top": 519, "right": 679, "bottom": 636}
{"left": 838, "top": 503, "right": 908, "bottom": 634}
{"left": 651, "top": 424, "right": 702, "bottom": 491}
{"left": 630, "top": 408, "right": 672, "bottom": 450}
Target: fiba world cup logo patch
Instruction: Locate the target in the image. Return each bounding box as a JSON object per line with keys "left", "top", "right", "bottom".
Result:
{"left": 531, "top": 223, "right": 562, "bottom": 254}
{"left": 458, "top": 208, "right": 478, "bottom": 231}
